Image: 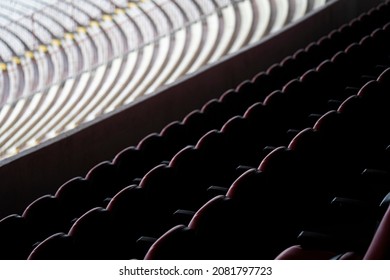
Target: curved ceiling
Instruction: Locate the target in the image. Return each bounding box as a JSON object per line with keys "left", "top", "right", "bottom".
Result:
{"left": 0, "top": 0, "right": 328, "bottom": 160}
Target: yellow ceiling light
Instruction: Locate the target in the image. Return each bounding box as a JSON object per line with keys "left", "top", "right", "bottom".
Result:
{"left": 25, "top": 51, "right": 35, "bottom": 59}
{"left": 65, "top": 33, "right": 75, "bottom": 40}
{"left": 90, "top": 21, "right": 100, "bottom": 27}
{"left": 77, "top": 26, "right": 87, "bottom": 34}
{"left": 102, "top": 15, "right": 112, "bottom": 21}
{"left": 115, "top": 8, "right": 125, "bottom": 15}
{"left": 52, "top": 39, "right": 62, "bottom": 46}
{"left": 12, "top": 56, "right": 21, "bottom": 65}
{"left": 39, "top": 45, "right": 48, "bottom": 53}
{"left": 128, "top": 2, "right": 137, "bottom": 9}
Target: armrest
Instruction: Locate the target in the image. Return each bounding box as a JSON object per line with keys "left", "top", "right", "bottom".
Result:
{"left": 330, "top": 197, "right": 376, "bottom": 231}
{"left": 361, "top": 168, "right": 390, "bottom": 184}
{"left": 330, "top": 197, "right": 372, "bottom": 212}
{"left": 298, "top": 229, "right": 372, "bottom": 254}
{"left": 298, "top": 231, "right": 343, "bottom": 252}
{"left": 136, "top": 236, "right": 158, "bottom": 259}
{"left": 132, "top": 178, "right": 142, "bottom": 184}
{"left": 327, "top": 99, "right": 342, "bottom": 110}
{"left": 172, "top": 209, "right": 196, "bottom": 225}
{"left": 361, "top": 169, "right": 390, "bottom": 202}
{"left": 380, "top": 192, "right": 390, "bottom": 212}
{"left": 307, "top": 114, "right": 322, "bottom": 126}
{"left": 286, "top": 129, "right": 300, "bottom": 140}
{"left": 207, "top": 186, "right": 229, "bottom": 197}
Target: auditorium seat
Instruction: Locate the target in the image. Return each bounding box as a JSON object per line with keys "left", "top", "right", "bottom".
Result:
{"left": 146, "top": 60, "right": 390, "bottom": 260}
{"left": 28, "top": 233, "right": 76, "bottom": 260}
{"left": 144, "top": 225, "right": 197, "bottom": 260}
{"left": 2, "top": 0, "right": 390, "bottom": 260}
{"left": 0, "top": 215, "right": 34, "bottom": 260}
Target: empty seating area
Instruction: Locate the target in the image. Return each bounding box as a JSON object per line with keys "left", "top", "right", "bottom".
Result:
{"left": 1, "top": 0, "right": 390, "bottom": 260}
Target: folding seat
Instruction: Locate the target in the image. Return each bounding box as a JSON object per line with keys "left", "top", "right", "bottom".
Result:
{"left": 145, "top": 196, "right": 245, "bottom": 260}
{"left": 349, "top": 38, "right": 389, "bottom": 79}
{"left": 221, "top": 115, "right": 263, "bottom": 167}
{"left": 369, "top": 28, "right": 390, "bottom": 60}
{"left": 341, "top": 88, "right": 390, "bottom": 154}
{"left": 135, "top": 164, "right": 184, "bottom": 234}
{"left": 186, "top": 195, "right": 254, "bottom": 260}
{"left": 95, "top": 175, "right": 193, "bottom": 259}
{"left": 276, "top": 245, "right": 364, "bottom": 260}
{"left": 282, "top": 99, "right": 390, "bottom": 257}
{"left": 377, "top": 67, "right": 390, "bottom": 90}
{"left": 250, "top": 72, "right": 279, "bottom": 101}
{"left": 226, "top": 168, "right": 265, "bottom": 203}
{"left": 55, "top": 177, "right": 101, "bottom": 223}
{"left": 106, "top": 185, "right": 149, "bottom": 244}
{"left": 318, "top": 56, "right": 381, "bottom": 102}
{"left": 280, "top": 56, "right": 304, "bottom": 81}
{"left": 243, "top": 102, "right": 267, "bottom": 123}
{"left": 297, "top": 198, "right": 378, "bottom": 252}
{"left": 263, "top": 141, "right": 359, "bottom": 228}
{"left": 359, "top": 170, "right": 390, "bottom": 204}
{"left": 201, "top": 99, "right": 230, "bottom": 129}
{"left": 356, "top": 80, "right": 384, "bottom": 102}
{"left": 358, "top": 36, "right": 390, "bottom": 70}
{"left": 143, "top": 133, "right": 237, "bottom": 213}
{"left": 364, "top": 6, "right": 390, "bottom": 34}
{"left": 352, "top": 14, "right": 374, "bottom": 39}
{"left": 147, "top": 192, "right": 298, "bottom": 260}
{"left": 227, "top": 151, "right": 307, "bottom": 251}
{"left": 195, "top": 130, "right": 238, "bottom": 186}
{"left": 282, "top": 79, "right": 317, "bottom": 112}
{"left": 0, "top": 215, "right": 34, "bottom": 259}
{"left": 140, "top": 125, "right": 191, "bottom": 166}
{"left": 275, "top": 245, "right": 337, "bottom": 260}
{"left": 328, "top": 26, "right": 350, "bottom": 51}
{"left": 22, "top": 195, "right": 70, "bottom": 244}
{"left": 292, "top": 49, "right": 314, "bottom": 74}
{"left": 302, "top": 42, "right": 322, "bottom": 65}
{"left": 262, "top": 88, "right": 313, "bottom": 142}
{"left": 67, "top": 207, "right": 120, "bottom": 260}
{"left": 107, "top": 164, "right": 194, "bottom": 245}
{"left": 196, "top": 123, "right": 270, "bottom": 189}
{"left": 113, "top": 146, "right": 148, "bottom": 186}
{"left": 28, "top": 233, "right": 75, "bottom": 260}
{"left": 313, "top": 60, "right": 341, "bottom": 88}
{"left": 85, "top": 161, "right": 122, "bottom": 202}
{"left": 144, "top": 225, "right": 198, "bottom": 260}
{"left": 328, "top": 50, "right": 365, "bottom": 89}
{"left": 137, "top": 133, "right": 167, "bottom": 167}
{"left": 262, "top": 90, "right": 291, "bottom": 140}
{"left": 160, "top": 121, "right": 192, "bottom": 157}
{"left": 266, "top": 63, "right": 297, "bottom": 88}
{"left": 313, "top": 109, "right": 388, "bottom": 201}
{"left": 364, "top": 206, "right": 390, "bottom": 259}
{"left": 145, "top": 160, "right": 213, "bottom": 218}
{"left": 182, "top": 110, "right": 212, "bottom": 143}
{"left": 312, "top": 110, "right": 361, "bottom": 175}
{"left": 169, "top": 146, "right": 212, "bottom": 210}
{"left": 0, "top": 195, "right": 76, "bottom": 260}
{"left": 316, "top": 36, "right": 338, "bottom": 60}
{"left": 287, "top": 127, "right": 338, "bottom": 197}
{"left": 278, "top": 191, "right": 390, "bottom": 260}
{"left": 220, "top": 88, "right": 249, "bottom": 116}
{"left": 356, "top": 80, "right": 390, "bottom": 131}
{"left": 382, "top": 22, "right": 390, "bottom": 46}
